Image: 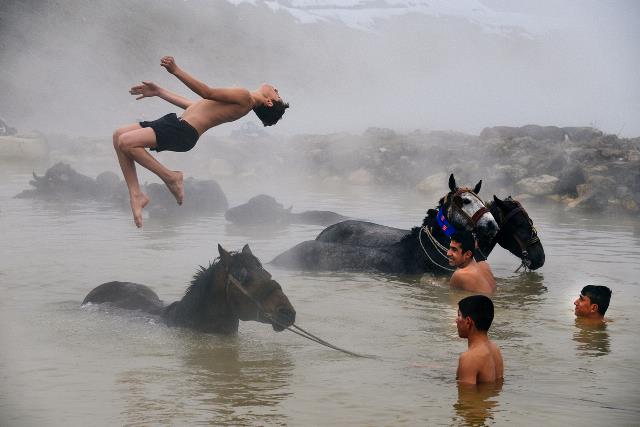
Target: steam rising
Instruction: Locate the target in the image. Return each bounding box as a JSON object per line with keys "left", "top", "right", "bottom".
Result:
{"left": 1, "top": 0, "right": 638, "bottom": 137}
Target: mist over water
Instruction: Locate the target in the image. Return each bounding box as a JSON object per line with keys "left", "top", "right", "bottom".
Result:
{"left": 2, "top": 1, "right": 640, "bottom": 426}
{"left": 1, "top": 0, "right": 639, "bottom": 137}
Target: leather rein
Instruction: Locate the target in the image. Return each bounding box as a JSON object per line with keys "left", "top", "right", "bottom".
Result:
{"left": 224, "top": 269, "right": 373, "bottom": 358}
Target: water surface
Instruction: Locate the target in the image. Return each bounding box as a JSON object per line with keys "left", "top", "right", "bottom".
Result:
{"left": 1, "top": 166, "right": 639, "bottom": 426}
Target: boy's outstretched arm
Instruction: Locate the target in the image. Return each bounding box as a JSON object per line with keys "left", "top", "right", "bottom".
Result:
{"left": 160, "top": 56, "right": 252, "bottom": 107}
{"left": 129, "top": 81, "right": 193, "bottom": 109}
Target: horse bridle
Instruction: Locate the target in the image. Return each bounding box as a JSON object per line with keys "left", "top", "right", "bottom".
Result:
{"left": 419, "top": 188, "right": 491, "bottom": 271}
{"left": 224, "top": 269, "right": 273, "bottom": 323}
{"left": 446, "top": 188, "right": 491, "bottom": 229}
{"left": 497, "top": 200, "right": 540, "bottom": 271}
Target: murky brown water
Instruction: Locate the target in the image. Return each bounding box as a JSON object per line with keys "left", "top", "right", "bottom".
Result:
{"left": 1, "top": 162, "right": 639, "bottom": 426}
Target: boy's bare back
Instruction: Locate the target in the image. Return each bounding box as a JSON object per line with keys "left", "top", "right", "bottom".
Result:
{"left": 457, "top": 340, "right": 503, "bottom": 384}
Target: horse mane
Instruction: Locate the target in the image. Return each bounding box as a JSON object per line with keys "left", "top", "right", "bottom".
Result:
{"left": 401, "top": 207, "right": 439, "bottom": 243}
{"left": 182, "top": 256, "right": 225, "bottom": 303}
{"left": 182, "top": 250, "right": 264, "bottom": 301}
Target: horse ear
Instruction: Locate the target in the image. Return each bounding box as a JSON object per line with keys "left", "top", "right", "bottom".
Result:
{"left": 241, "top": 244, "right": 253, "bottom": 256}
{"left": 218, "top": 244, "right": 232, "bottom": 265}
{"left": 493, "top": 195, "right": 506, "bottom": 209}
{"left": 473, "top": 180, "right": 482, "bottom": 194}
{"left": 449, "top": 174, "right": 457, "bottom": 192}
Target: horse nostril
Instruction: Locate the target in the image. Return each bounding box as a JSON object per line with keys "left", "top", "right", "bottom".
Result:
{"left": 277, "top": 307, "right": 296, "bottom": 324}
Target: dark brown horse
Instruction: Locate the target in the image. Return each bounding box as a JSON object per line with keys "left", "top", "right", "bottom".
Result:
{"left": 82, "top": 244, "right": 296, "bottom": 334}
{"left": 483, "top": 195, "right": 545, "bottom": 270}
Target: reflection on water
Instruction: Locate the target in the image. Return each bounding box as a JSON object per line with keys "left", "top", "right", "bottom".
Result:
{"left": 116, "top": 332, "right": 293, "bottom": 426}
{"left": 453, "top": 380, "right": 503, "bottom": 426}
{"left": 573, "top": 319, "right": 610, "bottom": 357}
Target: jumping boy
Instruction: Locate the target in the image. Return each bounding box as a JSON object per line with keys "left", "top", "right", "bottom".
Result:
{"left": 113, "top": 56, "right": 289, "bottom": 227}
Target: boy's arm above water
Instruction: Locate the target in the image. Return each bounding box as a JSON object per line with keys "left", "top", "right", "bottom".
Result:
{"left": 129, "top": 81, "right": 193, "bottom": 110}
{"left": 456, "top": 352, "right": 479, "bottom": 385}
{"left": 160, "top": 56, "right": 252, "bottom": 107}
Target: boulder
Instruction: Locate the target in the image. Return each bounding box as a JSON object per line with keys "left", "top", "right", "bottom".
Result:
{"left": 554, "top": 163, "right": 586, "bottom": 196}
{"left": 516, "top": 175, "right": 559, "bottom": 196}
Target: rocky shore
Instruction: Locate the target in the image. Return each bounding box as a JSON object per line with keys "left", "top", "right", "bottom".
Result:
{"left": 11, "top": 124, "right": 639, "bottom": 216}
{"left": 284, "top": 125, "right": 640, "bottom": 215}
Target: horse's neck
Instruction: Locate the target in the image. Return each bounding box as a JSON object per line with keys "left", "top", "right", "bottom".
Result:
{"left": 401, "top": 211, "right": 452, "bottom": 273}
{"left": 162, "top": 265, "right": 239, "bottom": 333}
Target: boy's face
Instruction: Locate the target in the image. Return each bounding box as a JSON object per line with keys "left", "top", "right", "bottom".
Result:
{"left": 447, "top": 240, "right": 470, "bottom": 267}
{"left": 456, "top": 309, "right": 471, "bottom": 338}
{"left": 574, "top": 293, "right": 598, "bottom": 317}
{"left": 260, "top": 84, "right": 281, "bottom": 104}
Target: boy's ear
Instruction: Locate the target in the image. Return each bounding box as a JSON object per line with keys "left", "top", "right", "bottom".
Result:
{"left": 591, "top": 303, "right": 599, "bottom": 313}
{"left": 465, "top": 316, "right": 475, "bottom": 328}
{"left": 266, "top": 99, "right": 274, "bottom": 107}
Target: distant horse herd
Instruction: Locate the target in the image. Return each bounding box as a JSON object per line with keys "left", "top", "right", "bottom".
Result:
{"left": 79, "top": 173, "right": 545, "bottom": 334}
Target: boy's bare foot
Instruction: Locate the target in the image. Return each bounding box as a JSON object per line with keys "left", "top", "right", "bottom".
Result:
{"left": 165, "top": 171, "right": 184, "bottom": 205}
{"left": 130, "top": 192, "right": 150, "bottom": 228}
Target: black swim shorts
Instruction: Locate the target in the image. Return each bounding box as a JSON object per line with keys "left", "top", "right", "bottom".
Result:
{"left": 140, "top": 113, "right": 200, "bottom": 152}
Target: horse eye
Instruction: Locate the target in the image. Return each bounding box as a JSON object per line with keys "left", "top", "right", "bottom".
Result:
{"left": 463, "top": 199, "right": 471, "bottom": 205}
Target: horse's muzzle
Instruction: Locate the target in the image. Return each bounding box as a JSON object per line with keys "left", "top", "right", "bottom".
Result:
{"left": 272, "top": 306, "right": 296, "bottom": 331}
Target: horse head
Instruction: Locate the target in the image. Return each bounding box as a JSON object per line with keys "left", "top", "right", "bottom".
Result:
{"left": 440, "top": 174, "right": 498, "bottom": 250}
{"left": 489, "top": 196, "right": 545, "bottom": 270}
{"left": 218, "top": 244, "right": 296, "bottom": 331}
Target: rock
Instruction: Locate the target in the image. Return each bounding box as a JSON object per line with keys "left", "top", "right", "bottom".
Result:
{"left": 562, "top": 127, "right": 603, "bottom": 142}
{"left": 480, "top": 125, "right": 566, "bottom": 141}
{"left": 621, "top": 197, "right": 639, "bottom": 213}
{"left": 554, "top": 163, "right": 586, "bottom": 196}
{"left": 516, "top": 175, "right": 559, "bottom": 196}
{"left": 567, "top": 175, "right": 617, "bottom": 210}
{"left": 416, "top": 172, "right": 449, "bottom": 194}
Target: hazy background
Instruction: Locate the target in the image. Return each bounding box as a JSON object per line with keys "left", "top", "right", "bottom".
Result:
{"left": 1, "top": 0, "right": 639, "bottom": 138}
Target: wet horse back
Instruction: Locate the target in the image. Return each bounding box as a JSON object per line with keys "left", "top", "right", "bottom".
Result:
{"left": 315, "top": 220, "right": 409, "bottom": 247}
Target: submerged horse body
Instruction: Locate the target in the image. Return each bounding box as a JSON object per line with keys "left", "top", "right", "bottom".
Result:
{"left": 272, "top": 175, "right": 545, "bottom": 274}
{"left": 225, "top": 194, "right": 349, "bottom": 226}
{"left": 83, "top": 245, "right": 296, "bottom": 334}
{"left": 272, "top": 175, "right": 501, "bottom": 274}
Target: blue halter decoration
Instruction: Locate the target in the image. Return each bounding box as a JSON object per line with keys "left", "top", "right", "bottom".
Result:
{"left": 436, "top": 206, "right": 457, "bottom": 237}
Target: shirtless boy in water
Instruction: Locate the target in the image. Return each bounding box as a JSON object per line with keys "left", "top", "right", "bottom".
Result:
{"left": 448, "top": 230, "right": 496, "bottom": 294}
{"left": 574, "top": 285, "right": 612, "bottom": 324}
{"left": 113, "top": 56, "right": 289, "bottom": 227}
{"left": 456, "top": 295, "right": 504, "bottom": 384}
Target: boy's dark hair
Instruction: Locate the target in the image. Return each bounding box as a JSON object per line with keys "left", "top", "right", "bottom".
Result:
{"left": 253, "top": 100, "right": 289, "bottom": 127}
{"left": 458, "top": 295, "right": 494, "bottom": 331}
{"left": 581, "top": 285, "right": 612, "bottom": 315}
{"left": 451, "top": 230, "right": 475, "bottom": 254}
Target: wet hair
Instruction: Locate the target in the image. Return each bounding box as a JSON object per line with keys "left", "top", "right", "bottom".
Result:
{"left": 581, "top": 285, "right": 612, "bottom": 316}
{"left": 458, "top": 295, "right": 494, "bottom": 331}
{"left": 451, "top": 230, "right": 475, "bottom": 255}
{"left": 253, "top": 100, "right": 289, "bottom": 127}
